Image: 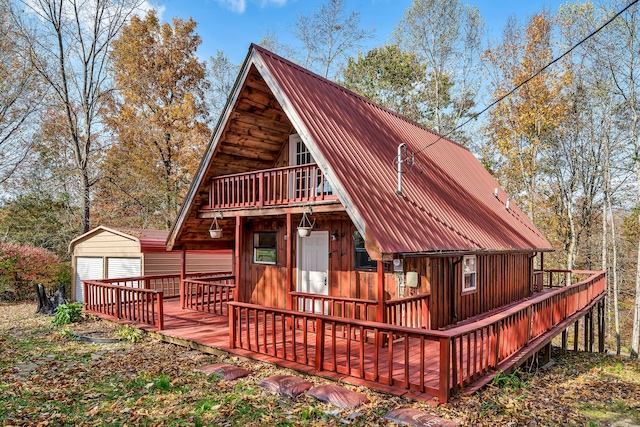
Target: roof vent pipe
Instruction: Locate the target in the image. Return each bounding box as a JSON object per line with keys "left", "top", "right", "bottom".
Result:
{"left": 506, "top": 197, "right": 511, "bottom": 211}
{"left": 395, "top": 143, "right": 407, "bottom": 197}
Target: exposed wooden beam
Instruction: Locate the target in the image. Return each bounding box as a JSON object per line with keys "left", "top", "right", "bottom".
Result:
{"left": 197, "top": 201, "right": 344, "bottom": 218}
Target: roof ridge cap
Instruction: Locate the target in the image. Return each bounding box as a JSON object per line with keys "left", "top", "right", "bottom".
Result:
{"left": 252, "top": 44, "right": 470, "bottom": 154}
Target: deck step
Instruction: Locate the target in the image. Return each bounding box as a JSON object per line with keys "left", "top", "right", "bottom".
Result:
{"left": 199, "top": 363, "right": 250, "bottom": 380}
{"left": 383, "top": 408, "right": 459, "bottom": 426}
{"left": 256, "top": 375, "right": 313, "bottom": 397}
{"left": 306, "top": 384, "right": 370, "bottom": 410}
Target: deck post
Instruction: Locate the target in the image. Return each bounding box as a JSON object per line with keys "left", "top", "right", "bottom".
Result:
{"left": 115, "top": 289, "right": 121, "bottom": 320}
{"left": 598, "top": 300, "right": 605, "bottom": 353}
{"left": 229, "top": 304, "right": 236, "bottom": 348}
{"left": 541, "top": 342, "right": 551, "bottom": 365}
{"left": 589, "top": 306, "right": 595, "bottom": 353}
{"left": 439, "top": 337, "right": 451, "bottom": 404}
{"left": 561, "top": 328, "right": 568, "bottom": 354}
{"left": 376, "top": 261, "right": 385, "bottom": 323}
{"left": 234, "top": 215, "right": 242, "bottom": 304}
{"left": 315, "top": 318, "right": 324, "bottom": 371}
{"left": 286, "top": 211, "right": 292, "bottom": 311}
{"left": 584, "top": 312, "right": 589, "bottom": 351}
{"left": 573, "top": 320, "right": 579, "bottom": 351}
{"left": 180, "top": 249, "right": 186, "bottom": 309}
{"left": 157, "top": 292, "right": 164, "bottom": 331}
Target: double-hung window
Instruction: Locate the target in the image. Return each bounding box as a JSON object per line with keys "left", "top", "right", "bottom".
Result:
{"left": 462, "top": 255, "right": 477, "bottom": 293}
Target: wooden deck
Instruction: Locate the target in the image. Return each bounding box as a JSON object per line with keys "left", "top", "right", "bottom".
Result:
{"left": 87, "top": 269, "right": 607, "bottom": 403}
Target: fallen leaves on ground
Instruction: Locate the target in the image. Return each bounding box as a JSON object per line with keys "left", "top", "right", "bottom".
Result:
{"left": 2, "top": 302, "right": 640, "bottom": 426}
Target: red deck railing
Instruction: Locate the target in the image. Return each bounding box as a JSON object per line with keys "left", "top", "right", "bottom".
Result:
{"left": 183, "top": 274, "right": 235, "bottom": 315}
{"left": 385, "top": 293, "right": 430, "bottom": 329}
{"left": 230, "top": 270, "right": 606, "bottom": 403}
{"left": 289, "top": 292, "right": 377, "bottom": 321}
{"left": 102, "top": 274, "right": 181, "bottom": 298}
{"left": 83, "top": 280, "right": 164, "bottom": 330}
{"left": 210, "top": 163, "right": 337, "bottom": 209}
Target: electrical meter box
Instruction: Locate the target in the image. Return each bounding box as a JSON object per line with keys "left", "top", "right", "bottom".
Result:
{"left": 406, "top": 271, "right": 419, "bottom": 288}
{"left": 392, "top": 258, "right": 404, "bottom": 273}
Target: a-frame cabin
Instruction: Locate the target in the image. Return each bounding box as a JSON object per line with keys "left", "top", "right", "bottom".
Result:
{"left": 83, "top": 45, "right": 606, "bottom": 403}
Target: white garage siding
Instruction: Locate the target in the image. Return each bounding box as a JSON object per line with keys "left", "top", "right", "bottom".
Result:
{"left": 75, "top": 257, "right": 104, "bottom": 302}
{"left": 107, "top": 257, "right": 141, "bottom": 283}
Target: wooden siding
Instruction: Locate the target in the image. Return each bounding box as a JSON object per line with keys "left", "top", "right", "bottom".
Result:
{"left": 144, "top": 251, "right": 232, "bottom": 276}
{"left": 72, "top": 229, "right": 139, "bottom": 257}
{"left": 410, "top": 253, "right": 532, "bottom": 330}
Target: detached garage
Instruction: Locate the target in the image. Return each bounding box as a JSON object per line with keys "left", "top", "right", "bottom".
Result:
{"left": 70, "top": 226, "right": 231, "bottom": 302}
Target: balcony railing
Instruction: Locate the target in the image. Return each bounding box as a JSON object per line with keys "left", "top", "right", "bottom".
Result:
{"left": 210, "top": 163, "right": 337, "bottom": 209}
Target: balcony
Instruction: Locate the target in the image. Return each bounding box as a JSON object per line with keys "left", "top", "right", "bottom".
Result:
{"left": 208, "top": 163, "right": 338, "bottom": 210}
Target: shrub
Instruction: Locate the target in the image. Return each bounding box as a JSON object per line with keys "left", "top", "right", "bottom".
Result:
{"left": 0, "top": 242, "right": 70, "bottom": 300}
{"left": 117, "top": 324, "right": 143, "bottom": 342}
{"left": 52, "top": 302, "right": 84, "bottom": 327}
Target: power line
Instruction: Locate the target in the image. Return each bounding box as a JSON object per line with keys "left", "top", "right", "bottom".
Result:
{"left": 412, "top": 0, "right": 640, "bottom": 156}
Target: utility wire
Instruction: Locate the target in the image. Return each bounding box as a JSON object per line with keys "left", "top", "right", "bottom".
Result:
{"left": 412, "top": 0, "right": 640, "bottom": 156}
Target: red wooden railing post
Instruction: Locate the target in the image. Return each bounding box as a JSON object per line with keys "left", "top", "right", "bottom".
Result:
{"left": 157, "top": 292, "right": 164, "bottom": 330}
{"left": 83, "top": 282, "right": 89, "bottom": 308}
{"left": 115, "top": 289, "right": 121, "bottom": 320}
{"left": 439, "top": 336, "right": 451, "bottom": 403}
{"left": 315, "top": 317, "right": 324, "bottom": 371}
{"left": 229, "top": 304, "right": 236, "bottom": 348}
{"left": 258, "top": 171, "right": 264, "bottom": 207}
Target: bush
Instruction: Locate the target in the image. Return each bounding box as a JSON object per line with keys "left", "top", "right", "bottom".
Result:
{"left": 0, "top": 242, "right": 70, "bottom": 300}
{"left": 52, "top": 302, "right": 84, "bottom": 327}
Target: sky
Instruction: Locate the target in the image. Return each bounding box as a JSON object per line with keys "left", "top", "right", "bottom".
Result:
{"left": 155, "top": 0, "right": 570, "bottom": 64}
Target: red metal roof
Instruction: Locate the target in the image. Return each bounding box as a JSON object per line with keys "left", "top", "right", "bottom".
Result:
{"left": 253, "top": 45, "right": 552, "bottom": 254}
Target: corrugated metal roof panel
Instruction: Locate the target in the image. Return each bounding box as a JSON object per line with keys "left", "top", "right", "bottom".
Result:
{"left": 254, "top": 45, "right": 552, "bottom": 254}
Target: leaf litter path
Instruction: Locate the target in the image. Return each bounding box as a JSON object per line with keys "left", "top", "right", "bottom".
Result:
{"left": 2, "top": 302, "right": 640, "bottom": 426}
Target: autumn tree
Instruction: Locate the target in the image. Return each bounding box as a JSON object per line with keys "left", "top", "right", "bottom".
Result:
{"left": 394, "top": 0, "right": 483, "bottom": 136}
{"left": 13, "top": 0, "right": 145, "bottom": 234}
{"left": 101, "top": 10, "right": 209, "bottom": 229}
{"left": 341, "top": 45, "right": 425, "bottom": 122}
{"left": 483, "top": 13, "right": 570, "bottom": 223}
{"left": 292, "top": 0, "right": 374, "bottom": 79}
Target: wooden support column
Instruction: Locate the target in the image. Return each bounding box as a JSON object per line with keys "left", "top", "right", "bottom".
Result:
{"left": 286, "top": 211, "right": 293, "bottom": 311}
{"left": 180, "top": 249, "right": 186, "bottom": 309}
{"left": 541, "top": 342, "right": 552, "bottom": 365}
{"left": 234, "top": 214, "right": 242, "bottom": 304}
{"left": 574, "top": 320, "right": 579, "bottom": 351}
{"left": 376, "top": 260, "right": 385, "bottom": 323}
{"left": 561, "top": 328, "right": 568, "bottom": 354}
{"left": 598, "top": 300, "right": 606, "bottom": 353}
{"left": 589, "top": 307, "right": 595, "bottom": 353}
{"left": 584, "top": 312, "right": 589, "bottom": 351}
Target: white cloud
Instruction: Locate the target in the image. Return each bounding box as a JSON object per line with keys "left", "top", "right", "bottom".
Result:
{"left": 261, "top": 0, "right": 287, "bottom": 6}
{"left": 217, "top": 0, "right": 247, "bottom": 13}
{"left": 136, "top": 1, "right": 165, "bottom": 20}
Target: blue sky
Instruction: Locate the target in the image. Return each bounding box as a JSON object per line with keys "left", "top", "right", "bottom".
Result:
{"left": 155, "top": 0, "right": 569, "bottom": 64}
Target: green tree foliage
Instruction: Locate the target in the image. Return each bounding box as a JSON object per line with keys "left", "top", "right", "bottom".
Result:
{"left": 99, "top": 10, "right": 209, "bottom": 229}
{"left": 341, "top": 45, "right": 425, "bottom": 122}
{"left": 0, "top": 192, "right": 79, "bottom": 258}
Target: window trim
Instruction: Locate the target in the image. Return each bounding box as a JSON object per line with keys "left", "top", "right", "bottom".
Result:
{"left": 253, "top": 232, "right": 277, "bottom": 265}
{"left": 462, "top": 255, "right": 477, "bottom": 294}
{"left": 353, "top": 231, "right": 377, "bottom": 271}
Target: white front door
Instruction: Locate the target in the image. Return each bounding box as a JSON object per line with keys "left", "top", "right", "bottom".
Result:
{"left": 297, "top": 230, "right": 329, "bottom": 314}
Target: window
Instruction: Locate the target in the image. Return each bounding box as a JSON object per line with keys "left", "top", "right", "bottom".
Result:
{"left": 462, "top": 255, "right": 477, "bottom": 293}
{"left": 354, "top": 231, "right": 376, "bottom": 270}
{"left": 253, "top": 232, "right": 277, "bottom": 265}
{"left": 289, "top": 134, "right": 333, "bottom": 197}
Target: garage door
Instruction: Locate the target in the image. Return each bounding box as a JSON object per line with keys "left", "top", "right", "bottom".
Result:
{"left": 107, "top": 257, "right": 141, "bottom": 285}
{"left": 75, "top": 257, "right": 104, "bottom": 303}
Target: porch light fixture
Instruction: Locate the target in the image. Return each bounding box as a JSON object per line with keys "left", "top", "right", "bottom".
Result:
{"left": 297, "top": 206, "right": 315, "bottom": 238}
{"left": 209, "top": 212, "right": 223, "bottom": 239}
{"left": 331, "top": 232, "right": 339, "bottom": 241}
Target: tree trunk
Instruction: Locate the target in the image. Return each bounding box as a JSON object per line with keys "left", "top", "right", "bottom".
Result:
{"left": 35, "top": 283, "right": 66, "bottom": 315}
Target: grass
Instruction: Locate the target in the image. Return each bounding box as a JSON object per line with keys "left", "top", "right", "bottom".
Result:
{"left": 3, "top": 302, "right": 640, "bottom": 426}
